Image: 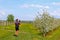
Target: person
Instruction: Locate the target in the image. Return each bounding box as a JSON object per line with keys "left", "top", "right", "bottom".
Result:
{"left": 14, "top": 19, "right": 20, "bottom": 36}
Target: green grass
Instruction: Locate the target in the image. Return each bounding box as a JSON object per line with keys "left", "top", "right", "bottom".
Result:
{"left": 0, "top": 23, "right": 60, "bottom": 40}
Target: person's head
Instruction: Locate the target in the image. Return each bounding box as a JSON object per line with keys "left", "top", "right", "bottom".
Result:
{"left": 16, "top": 19, "right": 18, "bottom": 22}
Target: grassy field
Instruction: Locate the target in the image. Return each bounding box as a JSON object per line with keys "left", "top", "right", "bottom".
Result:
{"left": 0, "top": 23, "right": 60, "bottom": 40}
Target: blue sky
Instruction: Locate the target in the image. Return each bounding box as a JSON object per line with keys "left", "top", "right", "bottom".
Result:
{"left": 0, "top": 0, "right": 60, "bottom": 21}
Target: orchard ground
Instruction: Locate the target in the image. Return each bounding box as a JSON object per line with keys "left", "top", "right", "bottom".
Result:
{"left": 0, "top": 23, "right": 60, "bottom": 40}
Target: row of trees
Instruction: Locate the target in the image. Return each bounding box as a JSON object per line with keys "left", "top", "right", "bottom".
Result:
{"left": 0, "top": 14, "right": 14, "bottom": 26}
{"left": 34, "top": 10, "right": 60, "bottom": 37}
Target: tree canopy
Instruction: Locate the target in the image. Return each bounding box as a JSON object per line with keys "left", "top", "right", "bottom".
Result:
{"left": 7, "top": 14, "right": 14, "bottom": 22}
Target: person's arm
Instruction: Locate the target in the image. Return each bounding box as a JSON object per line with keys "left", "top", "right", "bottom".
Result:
{"left": 19, "top": 20, "right": 21, "bottom": 25}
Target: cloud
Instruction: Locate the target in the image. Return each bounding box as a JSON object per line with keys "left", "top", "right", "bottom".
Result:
{"left": 0, "top": 10, "right": 6, "bottom": 17}
{"left": 44, "top": 6, "right": 49, "bottom": 9}
{"left": 0, "top": 11, "right": 5, "bottom": 15}
{"left": 50, "top": 10, "right": 60, "bottom": 17}
{"left": 20, "top": 4, "right": 29, "bottom": 8}
{"left": 20, "top": 4, "right": 50, "bottom": 9}
{"left": 52, "top": 2, "right": 60, "bottom": 5}
{"left": 20, "top": 4, "right": 43, "bottom": 8}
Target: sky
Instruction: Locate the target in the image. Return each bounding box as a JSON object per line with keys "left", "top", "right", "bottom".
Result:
{"left": 0, "top": 0, "right": 60, "bottom": 21}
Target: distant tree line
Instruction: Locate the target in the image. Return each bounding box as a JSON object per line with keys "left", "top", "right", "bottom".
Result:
{"left": 0, "top": 14, "right": 14, "bottom": 26}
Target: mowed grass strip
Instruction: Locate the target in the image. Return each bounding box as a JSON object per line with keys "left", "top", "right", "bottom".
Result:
{"left": 0, "top": 23, "right": 60, "bottom": 40}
